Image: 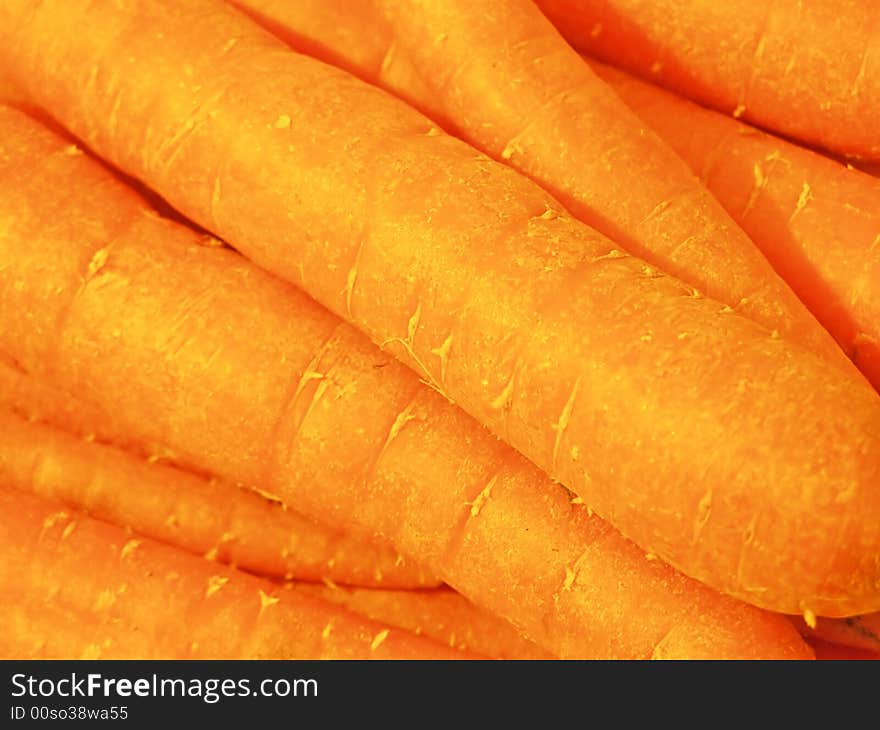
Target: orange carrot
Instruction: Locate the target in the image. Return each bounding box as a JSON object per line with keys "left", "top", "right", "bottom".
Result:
{"left": 1, "top": 0, "right": 878, "bottom": 617}
{"left": 793, "top": 613, "right": 880, "bottom": 654}
{"left": 590, "top": 61, "right": 880, "bottom": 391}
{"left": 229, "top": 0, "right": 433, "bottom": 108}
{"left": 0, "top": 407, "right": 438, "bottom": 589}
{"left": 0, "top": 488, "right": 470, "bottom": 659}
{"left": 0, "top": 105, "right": 812, "bottom": 659}
{"left": 535, "top": 0, "right": 880, "bottom": 162}
{"left": 230, "top": 1, "right": 880, "bottom": 389}
{"left": 295, "top": 584, "right": 554, "bottom": 660}
{"left": 365, "top": 0, "right": 843, "bottom": 360}
{"left": 0, "top": 354, "right": 152, "bottom": 457}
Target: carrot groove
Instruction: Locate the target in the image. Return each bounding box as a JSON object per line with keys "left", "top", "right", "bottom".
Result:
{"left": 0, "top": 489, "right": 469, "bottom": 659}
{"left": 228, "top": 0, "right": 880, "bottom": 388}
{"left": 295, "top": 584, "right": 554, "bottom": 660}
{"left": 591, "top": 61, "right": 880, "bottom": 391}
{"left": 0, "top": 407, "right": 438, "bottom": 589}
{"left": 535, "top": 0, "right": 880, "bottom": 161}
{"left": 231, "top": 0, "right": 880, "bottom": 389}
{"left": 1, "top": 0, "right": 877, "bottom": 617}
{"left": 0, "top": 104, "right": 811, "bottom": 658}
{"left": 373, "top": 0, "right": 842, "bottom": 362}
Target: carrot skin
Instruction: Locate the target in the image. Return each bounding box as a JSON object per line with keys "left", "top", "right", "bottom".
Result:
{"left": 534, "top": 0, "right": 880, "bottom": 161}
{"left": 227, "top": 0, "right": 880, "bottom": 388}
{"left": 0, "top": 407, "right": 439, "bottom": 588}
{"left": 369, "top": 0, "right": 842, "bottom": 362}
{"left": 231, "top": 0, "right": 880, "bottom": 389}
{"left": 591, "top": 61, "right": 880, "bottom": 391}
{"left": 295, "top": 584, "right": 555, "bottom": 660}
{"left": 0, "top": 105, "right": 811, "bottom": 658}
{"left": 1, "top": 0, "right": 878, "bottom": 617}
{"left": 0, "top": 489, "right": 470, "bottom": 659}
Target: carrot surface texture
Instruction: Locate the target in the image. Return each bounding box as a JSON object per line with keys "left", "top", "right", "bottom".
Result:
{"left": 0, "top": 489, "right": 470, "bottom": 660}
{"left": 589, "top": 62, "right": 880, "bottom": 392}
{"left": 234, "top": 0, "right": 842, "bottom": 367}
{"left": 1, "top": 0, "right": 879, "bottom": 619}
{"left": 234, "top": 0, "right": 880, "bottom": 391}
{"left": 0, "top": 105, "right": 812, "bottom": 659}
{"left": 535, "top": 0, "right": 880, "bottom": 162}
{"left": 0, "top": 406, "right": 438, "bottom": 589}
{"left": 296, "top": 584, "right": 554, "bottom": 660}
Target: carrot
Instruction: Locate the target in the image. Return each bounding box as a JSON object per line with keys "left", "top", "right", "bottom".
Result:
{"left": 588, "top": 61, "right": 880, "bottom": 392}
{"left": 2, "top": 0, "right": 878, "bottom": 618}
{"left": 228, "top": 0, "right": 433, "bottom": 108}
{"left": 0, "top": 407, "right": 439, "bottom": 589}
{"left": 793, "top": 613, "right": 880, "bottom": 654}
{"left": 0, "top": 354, "right": 153, "bottom": 458}
{"left": 365, "top": 0, "right": 844, "bottom": 361}
{"left": 534, "top": 0, "right": 880, "bottom": 162}
{"left": 0, "top": 488, "right": 470, "bottom": 659}
{"left": 0, "top": 105, "right": 812, "bottom": 659}
{"left": 295, "top": 584, "right": 554, "bottom": 660}
{"left": 230, "top": 1, "right": 880, "bottom": 389}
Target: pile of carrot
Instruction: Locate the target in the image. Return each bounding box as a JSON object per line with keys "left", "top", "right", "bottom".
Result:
{"left": 0, "top": 0, "right": 877, "bottom": 661}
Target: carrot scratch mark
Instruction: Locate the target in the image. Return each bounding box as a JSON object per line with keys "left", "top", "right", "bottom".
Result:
{"left": 155, "top": 88, "right": 227, "bottom": 172}
{"left": 789, "top": 181, "right": 813, "bottom": 223}
{"left": 742, "top": 162, "right": 768, "bottom": 218}
{"left": 380, "top": 41, "right": 396, "bottom": 76}
{"left": 490, "top": 369, "right": 516, "bottom": 411}
{"left": 851, "top": 42, "right": 870, "bottom": 97}
{"left": 120, "top": 539, "right": 140, "bottom": 560}
{"left": 343, "top": 238, "right": 366, "bottom": 320}
{"left": 373, "top": 397, "right": 421, "bottom": 468}
{"left": 298, "top": 378, "right": 330, "bottom": 429}
{"left": 370, "top": 629, "right": 390, "bottom": 651}
{"left": 205, "top": 575, "right": 229, "bottom": 598}
{"left": 86, "top": 247, "right": 110, "bottom": 279}
{"left": 321, "top": 621, "right": 334, "bottom": 641}
{"left": 692, "top": 488, "right": 713, "bottom": 545}
{"left": 562, "top": 565, "right": 577, "bottom": 591}
{"left": 258, "top": 589, "right": 280, "bottom": 615}
{"left": 40, "top": 511, "right": 69, "bottom": 542}
{"left": 430, "top": 332, "right": 454, "bottom": 388}
{"left": 590, "top": 248, "right": 626, "bottom": 264}
{"left": 735, "top": 514, "right": 760, "bottom": 588}
{"left": 467, "top": 472, "right": 498, "bottom": 518}
{"left": 551, "top": 377, "right": 581, "bottom": 472}
{"left": 382, "top": 303, "right": 447, "bottom": 397}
